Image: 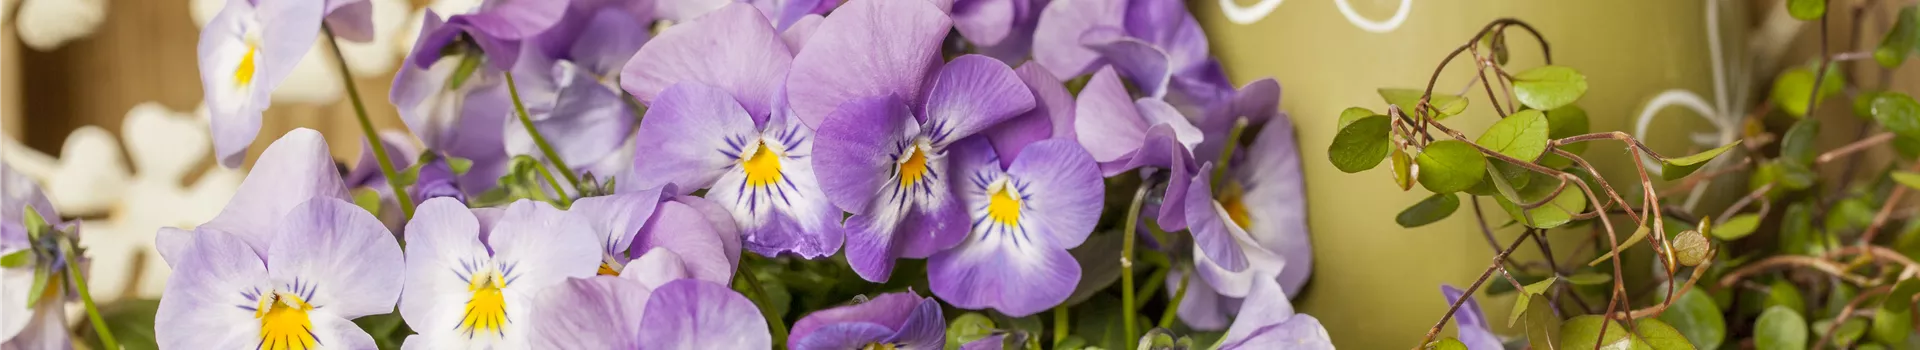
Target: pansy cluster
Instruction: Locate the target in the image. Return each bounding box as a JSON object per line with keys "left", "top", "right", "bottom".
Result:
{"left": 123, "top": 0, "right": 1335, "bottom": 348}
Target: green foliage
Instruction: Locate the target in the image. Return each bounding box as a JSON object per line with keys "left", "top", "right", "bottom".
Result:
{"left": 1378, "top": 88, "right": 1469, "bottom": 118}
{"left": 1788, "top": 0, "right": 1826, "bottom": 20}
{"left": 1589, "top": 224, "right": 1650, "bottom": 266}
{"left": 1566, "top": 272, "right": 1612, "bottom": 285}
{"left": 1492, "top": 172, "right": 1587, "bottom": 228}
{"left": 1874, "top": 93, "right": 1920, "bottom": 139}
{"left": 1780, "top": 118, "right": 1821, "bottom": 165}
{"left": 1876, "top": 6, "right": 1919, "bottom": 68}
{"left": 1555, "top": 316, "right": 1639, "bottom": 349}
{"left": 1817, "top": 318, "right": 1869, "bottom": 348}
{"left": 1511, "top": 66, "right": 1589, "bottom": 110}
{"left": 1425, "top": 338, "right": 1468, "bottom": 350}
{"left": 1771, "top": 64, "right": 1845, "bottom": 117}
{"left": 947, "top": 313, "right": 998, "bottom": 350}
{"left": 1755, "top": 307, "right": 1809, "bottom": 350}
{"left": 1509, "top": 277, "right": 1559, "bottom": 326}
{"left": 1539, "top": 105, "right": 1591, "bottom": 168}
{"left": 1657, "top": 288, "right": 1726, "bottom": 350}
{"left": 1672, "top": 229, "right": 1712, "bottom": 266}
{"left": 78, "top": 299, "right": 160, "bottom": 350}
{"left": 1636, "top": 318, "right": 1698, "bottom": 350}
{"left": 1661, "top": 141, "right": 1742, "bottom": 181}
{"left": 1337, "top": 107, "right": 1377, "bottom": 131}
{"left": 1711, "top": 214, "right": 1762, "bottom": 241}
{"left": 1522, "top": 296, "right": 1561, "bottom": 350}
{"left": 1396, "top": 193, "right": 1460, "bottom": 228}
{"left": 0, "top": 250, "right": 28, "bottom": 268}
{"left": 1476, "top": 109, "right": 1551, "bottom": 162}
{"left": 1329, "top": 115, "right": 1393, "bottom": 173}
{"left": 1873, "top": 306, "right": 1913, "bottom": 345}
{"left": 1894, "top": 171, "right": 1920, "bottom": 190}
{"left": 1415, "top": 140, "right": 1487, "bottom": 193}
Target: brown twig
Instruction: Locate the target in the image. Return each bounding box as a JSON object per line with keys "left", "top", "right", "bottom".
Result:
{"left": 1610, "top": 248, "right": 1716, "bottom": 320}
{"left": 1416, "top": 231, "right": 1534, "bottom": 349}
{"left": 1814, "top": 285, "right": 1894, "bottom": 349}
{"left": 1717, "top": 255, "right": 1875, "bottom": 287}
{"left": 1859, "top": 162, "right": 1920, "bottom": 247}
{"left": 1815, "top": 132, "right": 1895, "bottom": 164}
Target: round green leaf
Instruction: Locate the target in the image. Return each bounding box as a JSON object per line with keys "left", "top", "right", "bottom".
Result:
{"left": 1492, "top": 172, "right": 1588, "bottom": 229}
{"left": 1772, "top": 65, "right": 1846, "bottom": 117}
{"left": 1477, "top": 109, "right": 1551, "bottom": 162}
{"left": 1524, "top": 296, "right": 1564, "bottom": 350}
{"left": 1711, "top": 214, "right": 1762, "bottom": 241}
{"left": 1635, "top": 318, "right": 1697, "bottom": 350}
{"left": 1820, "top": 318, "right": 1869, "bottom": 348}
{"left": 1661, "top": 141, "right": 1742, "bottom": 181}
{"left": 1875, "top": 93, "right": 1920, "bottom": 140}
{"left": 1780, "top": 118, "right": 1821, "bottom": 165}
{"left": 947, "top": 312, "right": 997, "bottom": 350}
{"left": 1873, "top": 307, "right": 1913, "bottom": 345}
{"left": 1876, "top": 6, "right": 1919, "bottom": 68}
{"left": 1425, "top": 338, "right": 1468, "bottom": 350}
{"left": 1511, "top": 66, "right": 1589, "bottom": 110}
{"left": 1556, "top": 315, "right": 1639, "bottom": 350}
{"left": 1788, "top": 0, "right": 1826, "bottom": 20}
{"left": 1766, "top": 280, "right": 1807, "bottom": 313}
{"left": 1329, "top": 115, "right": 1393, "bottom": 173}
{"left": 1396, "top": 193, "right": 1461, "bottom": 228}
{"left": 1657, "top": 288, "right": 1726, "bottom": 350}
{"left": 1337, "top": 107, "right": 1376, "bottom": 131}
{"left": 1378, "top": 88, "right": 1469, "bottom": 118}
{"left": 1895, "top": 171, "right": 1920, "bottom": 190}
{"left": 1756, "top": 307, "right": 1809, "bottom": 350}
{"left": 1540, "top": 105, "right": 1591, "bottom": 168}
{"left": 1672, "top": 230, "right": 1711, "bottom": 266}
{"left": 1415, "top": 140, "right": 1487, "bottom": 193}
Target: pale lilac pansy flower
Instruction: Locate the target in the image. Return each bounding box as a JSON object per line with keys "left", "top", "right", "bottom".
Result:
{"left": 1032, "top": 0, "right": 1235, "bottom": 115}
{"left": 1174, "top": 111, "right": 1311, "bottom": 330}
{"left": 788, "top": 290, "right": 945, "bottom": 350}
{"left": 1441, "top": 285, "right": 1501, "bottom": 350}
{"left": 1215, "top": 278, "right": 1333, "bottom": 349}
{"left": 621, "top": 3, "right": 844, "bottom": 260}
{"left": 1, "top": 165, "right": 78, "bottom": 349}
{"left": 153, "top": 130, "right": 404, "bottom": 349}
{"left": 397, "top": 198, "right": 601, "bottom": 349}
{"left": 503, "top": 0, "right": 651, "bottom": 178}
{"left": 198, "top": 0, "right": 325, "bottom": 167}
{"left": 790, "top": 0, "right": 1038, "bottom": 282}
{"left": 529, "top": 278, "right": 771, "bottom": 349}
{"left": 1072, "top": 65, "right": 1200, "bottom": 230}
{"left": 390, "top": 10, "right": 514, "bottom": 195}
{"left": 928, "top": 138, "right": 1101, "bottom": 317}
{"left": 344, "top": 131, "right": 420, "bottom": 233}
{"left": 944, "top": 0, "right": 1047, "bottom": 64}
{"left": 569, "top": 189, "right": 741, "bottom": 284}
{"left": 654, "top": 0, "right": 835, "bottom": 30}
{"left": 407, "top": 0, "right": 569, "bottom": 71}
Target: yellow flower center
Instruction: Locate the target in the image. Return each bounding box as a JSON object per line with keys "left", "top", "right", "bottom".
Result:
{"left": 597, "top": 255, "right": 623, "bottom": 276}
{"left": 255, "top": 292, "right": 317, "bottom": 350}
{"left": 899, "top": 145, "right": 929, "bottom": 186}
{"left": 1217, "top": 181, "right": 1252, "bottom": 230}
{"left": 863, "top": 343, "right": 899, "bottom": 350}
{"left": 460, "top": 270, "right": 509, "bottom": 337}
{"left": 234, "top": 45, "right": 259, "bottom": 87}
{"left": 987, "top": 184, "right": 1021, "bottom": 226}
{"left": 742, "top": 141, "right": 783, "bottom": 188}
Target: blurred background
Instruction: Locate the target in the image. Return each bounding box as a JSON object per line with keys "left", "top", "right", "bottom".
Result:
{"left": 0, "top": 0, "right": 1915, "bottom": 348}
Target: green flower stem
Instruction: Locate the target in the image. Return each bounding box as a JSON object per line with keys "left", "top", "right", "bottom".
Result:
{"left": 324, "top": 25, "right": 415, "bottom": 219}
{"left": 531, "top": 161, "right": 572, "bottom": 207}
{"left": 63, "top": 241, "right": 117, "bottom": 350}
{"left": 503, "top": 72, "right": 583, "bottom": 188}
{"left": 737, "top": 269, "right": 789, "bottom": 347}
{"left": 1133, "top": 265, "right": 1170, "bottom": 310}
{"left": 1119, "top": 181, "right": 1149, "bottom": 350}
{"left": 1156, "top": 266, "right": 1190, "bottom": 329}
{"left": 1211, "top": 117, "right": 1249, "bottom": 191}
{"left": 1053, "top": 304, "right": 1069, "bottom": 346}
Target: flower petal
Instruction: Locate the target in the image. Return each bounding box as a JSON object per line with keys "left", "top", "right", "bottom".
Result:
{"left": 655, "top": 0, "right": 730, "bottom": 21}
{"left": 1442, "top": 285, "right": 1502, "bottom": 350}
{"left": 1238, "top": 114, "right": 1312, "bottom": 296}
{"left": 1081, "top": 28, "right": 1171, "bottom": 97}
{"left": 311, "top": 312, "right": 381, "bottom": 350}
{"left": 1072, "top": 67, "right": 1148, "bottom": 165}
{"left": 1031, "top": 0, "right": 1124, "bottom": 79}
{"left": 790, "top": 292, "right": 924, "bottom": 345}
{"left": 569, "top": 190, "right": 664, "bottom": 259}
{"left": 1121, "top": 0, "right": 1207, "bottom": 69}
{"left": 928, "top": 234, "right": 1078, "bottom": 317}
{"left": 670, "top": 195, "right": 745, "bottom": 270}
{"left": 883, "top": 298, "right": 947, "bottom": 347}
{"left": 1184, "top": 163, "right": 1247, "bottom": 273}
{"left": 456, "top": 0, "right": 567, "bottom": 40}
{"left": 6, "top": 300, "right": 70, "bottom": 350}
{"left": 1005, "top": 140, "right": 1104, "bottom": 248}
{"left": 896, "top": 190, "right": 969, "bottom": 259}
{"left": 620, "top": 248, "right": 691, "bottom": 289}
{"left": 784, "top": 0, "right": 950, "bottom": 127}
{"left": 400, "top": 198, "right": 495, "bottom": 334}
{"left": 622, "top": 3, "right": 791, "bottom": 118}
{"left": 638, "top": 279, "right": 772, "bottom": 350}
{"left": 266, "top": 198, "right": 403, "bottom": 318}
{"left": 811, "top": 95, "right": 919, "bottom": 215}
{"left": 1220, "top": 279, "right": 1330, "bottom": 350}
{"left": 951, "top": 0, "right": 1013, "bottom": 46}
{"left": 923, "top": 55, "right": 1036, "bottom": 147}
{"left": 504, "top": 63, "right": 637, "bottom": 166}
{"left": 791, "top": 323, "right": 896, "bottom": 350}
{"left": 634, "top": 200, "right": 736, "bottom": 284}
{"left": 156, "top": 230, "right": 269, "bottom": 349}
{"left": 530, "top": 276, "right": 653, "bottom": 349}
{"left": 704, "top": 117, "right": 845, "bottom": 259}
{"left": 1169, "top": 267, "right": 1230, "bottom": 331}
{"left": 489, "top": 200, "right": 604, "bottom": 291}
{"left": 201, "top": 129, "right": 349, "bottom": 258}
{"left": 630, "top": 82, "right": 761, "bottom": 195}
{"left": 780, "top": 14, "right": 824, "bottom": 52}
{"left": 983, "top": 62, "right": 1074, "bottom": 167}
{"left": 323, "top": 0, "right": 375, "bottom": 42}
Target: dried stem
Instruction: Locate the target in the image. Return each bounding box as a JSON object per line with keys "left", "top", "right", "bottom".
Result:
{"left": 1815, "top": 285, "right": 1893, "bottom": 349}
{"left": 1416, "top": 231, "right": 1534, "bottom": 349}
{"left": 1717, "top": 255, "right": 1875, "bottom": 287}
{"left": 1815, "top": 132, "right": 1895, "bottom": 164}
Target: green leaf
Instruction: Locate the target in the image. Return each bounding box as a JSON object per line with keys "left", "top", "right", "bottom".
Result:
{"left": 1874, "top": 93, "right": 1920, "bottom": 139}
{"left": 1540, "top": 105, "right": 1591, "bottom": 168}
{"left": 1672, "top": 229, "right": 1711, "bottom": 266}
{"left": 1856, "top": 91, "right": 1890, "bottom": 119}
{"left": 1788, "top": 0, "right": 1826, "bottom": 20}
{"left": 1566, "top": 272, "right": 1612, "bottom": 285}
{"left": 1756, "top": 306, "right": 1809, "bottom": 350}
{"left": 1589, "top": 224, "right": 1650, "bottom": 266}
{"left": 1396, "top": 193, "right": 1460, "bottom": 228}
{"left": 1780, "top": 117, "right": 1821, "bottom": 165}
{"left": 1766, "top": 280, "right": 1807, "bottom": 313}
{"left": 1657, "top": 288, "right": 1726, "bottom": 350}
{"left": 1072, "top": 295, "right": 1128, "bottom": 350}
{"left": 1873, "top": 307, "right": 1913, "bottom": 345}
{"left": 1826, "top": 197, "right": 1877, "bottom": 234}
{"left": 1511, "top": 66, "right": 1589, "bottom": 110}
{"left": 1392, "top": 149, "right": 1415, "bottom": 191}
{"left": 1524, "top": 296, "right": 1564, "bottom": 350}
{"left": 1772, "top": 65, "right": 1845, "bottom": 117}
{"left": 1821, "top": 317, "right": 1869, "bottom": 348}
{"left": 0, "top": 250, "right": 29, "bottom": 268}
{"left": 1378, "top": 88, "right": 1469, "bottom": 118}
{"left": 1899, "top": 134, "right": 1920, "bottom": 159}
{"left": 21, "top": 207, "right": 48, "bottom": 240}
{"left": 1770, "top": 159, "right": 1818, "bottom": 191}
{"left": 1895, "top": 171, "right": 1920, "bottom": 190}
{"left": 1876, "top": 6, "right": 1919, "bottom": 68}
{"left": 78, "top": 299, "right": 161, "bottom": 350}
{"left": 1415, "top": 140, "right": 1487, "bottom": 193}
{"left": 1886, "top": 278, "right": 1920, "bottom": 311}
{"left": 1509, "top": 276, "right": 1560, "bottom": 326}
{"left": 1337, "top": 107, "right": 1377, "bottom": 131}
{"left": 351, "top": 188, "right": 382, "bottom": 217}
{"left": 352, "top": 312, "right": 408, "bottom": 350}
{"left": 1476, "top": 109, "right": 1552, "bottom": 162}
{"left": 1328, "top": 115, "right": 1393, "bottom": 173}
{"left": 25, "top": 264, "right": 49, "bottom": 307}
{"left": 1635, "top": 318, "right": 1697, "bottom": 350}
{"left": 1425, "top": 338, "right": 1468, "bottom": 350}
{"left": 1660, "top": 141, "right": 1742, "bottom": 181}
{"left": 947, "top": 313, "right": 998, "bottom": 350}
{"left": 1711, "top": 214, "right": 1762, "bottom": 240}
{"left": 1556, "top": 315, "right": 1638, "bottom": 350}
{"left": 1492, "top": 171, "right": 1588, "bottom": 228}
{"left": 447, "top": 156, "right": 475, "bottom": 176}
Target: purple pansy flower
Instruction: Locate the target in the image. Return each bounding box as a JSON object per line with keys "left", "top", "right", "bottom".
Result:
{"left": 928, "top": 138, "right": 1101, "bottom": 317}
{"left": 391, "top": 10, "right": 515, "bottom": 196}
{"left": 344, "top": 131, "right": 421, "bottom": 233}
{"left": 153, "top": 130, "right": 404, "bottom": 350}
{"left": 1, "top": 165, "right": 77, "bottom": 349}
{"left": 788, "top": 0, "right": 1037, "bottom": 282}
{"left": 198, "top": 0, "right": 325, "bottom": 167}
{"left": 1032, "top": 0, "right": 1233, "bottom": 114}
{"left": 980, "top": 62, "right": 1076, "bottom": 168}
{"left": 1215, "top": 278, "right": 1333, "bottom": 349}
{"left": 323, "top": 0, "right": 376, "bottom": 42}
{"left": 623, "top": 3, "right": 841, "bottom": 259}
{"left": 788, "top": 291, "right": 946, "bottom": 349}
{"left": 503, "top": 0, "right": 650, "bottom": 177}
{"left": 1072, "top": 65, "right": 1200, "bottom": 230}
{"left": 1175, "top": 112, "right": 1312, "bottom": 330}
{"left": 947, "top": 0, "right": 1046, "bottom": 64}
{"left": 1441, "top": 285, "right": 1501, "bottom": 350}
{"left": 570, "top": 189, "right": 742, "bottom": 284}
{"left": 398, "top": 198, "right": 601, "bottom": 349}
{"left": 408, "top": 0, "right": 569, "bottom": 71}
{"left": 656, "top": 0, "right": 835, "bottom": 30}
{"left": 529, "top": 278, "right": 771, "bottom": 349}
